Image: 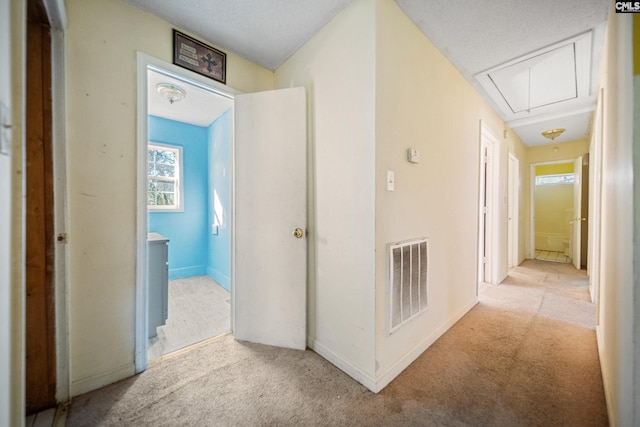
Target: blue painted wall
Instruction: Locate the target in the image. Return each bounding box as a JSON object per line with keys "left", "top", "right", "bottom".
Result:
{"left": 207, "top": 110, "right": 232, "bottom": 290}
{"left": 148, "top": 116, "right": 209, "bottom": 279}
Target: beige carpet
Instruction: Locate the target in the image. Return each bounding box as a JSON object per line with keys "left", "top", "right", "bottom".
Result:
{"left": 148, "top": 276, "right": 230, "bottom": 360}
{"left": 66, "top": 260, "right": 608, "bottom": 426}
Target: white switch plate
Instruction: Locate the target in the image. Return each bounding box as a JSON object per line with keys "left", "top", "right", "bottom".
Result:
{"left": 0, "top": 102, "right": 10, "bottom": 156}
{"left": 408, "top": 148, "right": 420, "bottom": 163}
{"left": 386, "top": 171, "right": 395, "bottom": 191}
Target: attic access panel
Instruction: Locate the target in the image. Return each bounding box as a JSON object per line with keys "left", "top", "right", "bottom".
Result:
{"left": 474, "top": 31, "right": 592, "bottom": 120}
{"left": 489, "top": 43, "right": 577, "bottom": 114}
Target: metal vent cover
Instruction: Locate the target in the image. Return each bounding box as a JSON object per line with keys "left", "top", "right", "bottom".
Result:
{"left": 388, "top": 238, "right": 428, "bottom": 334}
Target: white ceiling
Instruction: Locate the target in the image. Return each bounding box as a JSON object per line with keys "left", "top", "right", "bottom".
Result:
{"left": 125, "top": 0, "right": 352, "bottom": 71}
{"left": 130, "top": 0, "right": 610, "bottom": 146}
{"left": 148, "top": 69, "right": 232, "bottom": 127}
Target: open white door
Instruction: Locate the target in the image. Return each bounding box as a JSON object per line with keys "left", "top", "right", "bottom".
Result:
{"left": 571, "top": 156, "right": 583, "bottom": 269}
{"left": 234, "top": 87, "right": 307, "bottom": 350}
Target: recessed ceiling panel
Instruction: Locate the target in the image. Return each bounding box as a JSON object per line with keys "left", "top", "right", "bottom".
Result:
{"left": 489, "top": 66, "right": 530, "bottom": 113}
{"left": 529, "top": 44, "right": 577, "bottom": 108}
{"left": 489, "top": 44, "right": 577, "bottom": 114}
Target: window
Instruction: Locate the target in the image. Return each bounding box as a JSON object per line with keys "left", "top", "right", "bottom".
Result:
{"left": 148, "top": 144, "right": 183, "bottom": 211}
{"left": 535, "top": 173, "right": 575, "bottom": 186}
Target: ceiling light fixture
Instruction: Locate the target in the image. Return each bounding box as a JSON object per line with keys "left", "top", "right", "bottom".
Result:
{"left": 156, "top": 82, "right": 186, "bottom": 104}
{"left": 541, "top": 128, "right": 565, "bottom": 141}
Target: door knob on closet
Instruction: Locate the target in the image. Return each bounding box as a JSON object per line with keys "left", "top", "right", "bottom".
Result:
{"left": 293, "top": 228, "right": 304, "bottom": 238}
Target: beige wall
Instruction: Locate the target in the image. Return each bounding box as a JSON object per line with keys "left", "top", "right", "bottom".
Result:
{"left": 373, "top": 0, "right": 522, "bottom": 388}
{"left": 593, "top": 7, "right": 635, "bottom": 426}
{"left": 65, "top": 0, "right": 273, "bottom": 395}
{"left": 534, "top": 183, "right": 573, "bottom": 251}
{"left": 527, "top": 138, "right": 589, "bottom": 164}
{"left": 276, "top": 0, "right": 530, "bottom": 392}
{"left": 274, "top": 0, "right": 377, "bottom": 387}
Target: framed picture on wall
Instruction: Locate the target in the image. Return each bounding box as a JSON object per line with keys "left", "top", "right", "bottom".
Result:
{"left": 173, "top": 30, "right": 226, "bottom": 84}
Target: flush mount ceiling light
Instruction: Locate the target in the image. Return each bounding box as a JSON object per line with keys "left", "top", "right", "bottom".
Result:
{"left": 541, "top": 128, "right": 565, "bottom": 141}
{"left": 156, "top": 82, "right": 186, "bottom": 104}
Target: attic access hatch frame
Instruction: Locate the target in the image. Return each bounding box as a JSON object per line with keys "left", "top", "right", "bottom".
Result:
{"left": 474, "top": 31, "right": 594, "bottom": 123}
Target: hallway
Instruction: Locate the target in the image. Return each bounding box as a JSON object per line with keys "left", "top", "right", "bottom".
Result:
{"left": 65, "top": 259, "right": 607, "bottom": 426}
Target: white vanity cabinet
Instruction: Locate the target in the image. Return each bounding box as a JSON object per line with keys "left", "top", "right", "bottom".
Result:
{"left": 148, "top": 233, "right": 169, "bottom": 338}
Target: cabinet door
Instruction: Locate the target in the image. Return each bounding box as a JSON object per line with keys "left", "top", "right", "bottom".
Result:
{"left": 148, "top": 239, "right": 168, "bottom": 338}
{"left": 161, "top": 242, "right": 168, "bottom": 322}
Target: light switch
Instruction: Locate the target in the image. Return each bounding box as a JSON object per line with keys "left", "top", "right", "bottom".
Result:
{"left": 0, "top": 102, "right": 10, "bottom": 156}
{"left": 386, "top": 171, "right": 395, "bottom": 191}
{"left": 408, "top": 148, "right": 420, "bottom": 163}
{"left": 212, "top": 224, "right": 219, "bottom": 235}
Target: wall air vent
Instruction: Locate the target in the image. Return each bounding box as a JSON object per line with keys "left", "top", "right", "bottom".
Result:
{"left": 388, "top": 238, "right": 428, "bottom": 334}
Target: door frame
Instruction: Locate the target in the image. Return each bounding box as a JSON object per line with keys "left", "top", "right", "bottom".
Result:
{"left": 507, "top": 152, "right": 519, "bottom": 268}
{"left": 528, "top": 158, "right": 577, "bottom": 259}
{"left": 477, "top": 121, "right": 500, "bottom": 284}
{"left": 572, "top": 156, "right": 583, "bottom": 269}
{"left": 24, "top": 0, "right": 70, "bottom": 408}
{"left": 47, "top": 0, "right": 70, "bottom": 403}
{"left": 588, "top": 88, "right": 604, "bottom": 305}
{"left": 134, "top": 53, "right": 240, "bottom": 372}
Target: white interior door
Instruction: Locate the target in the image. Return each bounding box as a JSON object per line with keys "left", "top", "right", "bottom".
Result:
{"left": 507, "top": 153, "right": 519, "bottom": 269}
{"left": 234, "top": 87, "right": 307, "bottom": 350}
{"left": 571, "top": 156, "right": 583, "bottom": 269}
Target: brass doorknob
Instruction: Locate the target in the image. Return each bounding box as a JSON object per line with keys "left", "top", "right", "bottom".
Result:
{"left": 293, "top": 228, "right": 304, "bottom": 238}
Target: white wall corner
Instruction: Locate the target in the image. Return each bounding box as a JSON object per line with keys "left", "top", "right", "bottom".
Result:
{"left": 71, "top": 363, "right": 135, "bottom": 397}
{"left": 373, "top": 296, "right": 479, "bottom": 393}
{"left": 307, "top": 337, "right": 377, "bottom": 392}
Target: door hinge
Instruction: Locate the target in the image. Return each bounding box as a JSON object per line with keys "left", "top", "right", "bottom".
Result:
{"left": 483, "top": 257, "right": 489, "bottom": 264}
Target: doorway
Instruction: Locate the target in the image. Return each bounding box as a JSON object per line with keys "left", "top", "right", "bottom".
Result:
{"left": 478, "top": 122, "right": 499, "bottom": 285}
{"left": 530, "top": 160, "right": 580, "bottom": 265}
{"left": 134, "top": 53, "right": 308, "bottom": 373}
{"left": 145, "top": 68, "right": 233, "bottom": 360}
{"left": 507, "top": 153, "right": 520, "bottom": 269}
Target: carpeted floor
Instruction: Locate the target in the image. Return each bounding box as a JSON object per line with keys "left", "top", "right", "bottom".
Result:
{"left": 148, "top": 276, "right": 230, "bottom": 360}
{"left": 66, "top": 260, "right": 608, "bottom": 426}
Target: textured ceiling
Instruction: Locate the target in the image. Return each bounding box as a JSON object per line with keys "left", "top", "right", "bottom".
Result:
{"left": 124, "top": 0, "right": 353, "bottom": 71}
{"left": 394, "top": 0, "right": 609, "bottom": 78}
{"left": 131, "top": 0, "right": 610, "bottom": 146}
{"left": 395, "top": 0, "right": 610, "bottom": 146}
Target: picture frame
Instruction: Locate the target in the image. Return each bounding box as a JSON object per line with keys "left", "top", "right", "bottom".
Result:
{"left": 173, "top": 29, "right": 226, "bottom": 84}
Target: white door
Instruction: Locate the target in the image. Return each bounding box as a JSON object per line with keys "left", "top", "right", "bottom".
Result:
{"left": 507, "top": 154, "right": 519, "bottom": 269}
{"left": 478, "top": 143, "right": 490, "bottom": 283}
{"left": 234, "top": 87, "right": 307, "bottom": 350}
{"left": 571, "top": 156, "right": 583, "bottom": 269}
{"left": 0, "top": 9, "right": 12, "bottom": 420}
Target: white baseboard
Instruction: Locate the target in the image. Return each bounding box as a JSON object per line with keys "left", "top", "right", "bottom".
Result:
{"left": 307, "top": 337, "right": 377, "bottom": 392}
{"left": 373, "top": 296, "right": 479, "bottom": 392}
{"left": 596, "top": 326, "right": 615, "bottom": 427}
{"left": 308, "top": 297, "right": 479, "bottom": 394}
{"left": 70, "top": 363, "right": 135, "bottom": 397}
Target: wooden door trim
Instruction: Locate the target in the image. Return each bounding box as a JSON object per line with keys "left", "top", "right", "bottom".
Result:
{"left": 25, "top": 0, "right": 56, "bottom": 414}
